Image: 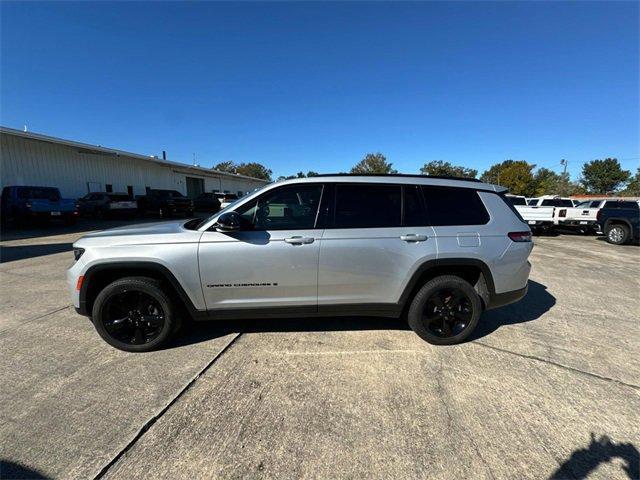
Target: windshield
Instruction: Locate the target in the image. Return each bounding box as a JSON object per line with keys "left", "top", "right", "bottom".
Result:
{"left": 18, "top": 187, "right": 60, "bottom": 201}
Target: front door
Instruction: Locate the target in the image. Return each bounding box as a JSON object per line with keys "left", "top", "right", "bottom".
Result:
{"left": 198, "top": 183, "right": 324, "bottom": 312}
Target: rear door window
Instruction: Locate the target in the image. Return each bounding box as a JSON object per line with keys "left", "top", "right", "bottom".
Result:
{"left": 421, "top": 186, "right": 490, "bottom": 226}
{"left": 334, "top": 184, "right": 401, "bottom": 228}
{"left": 403, "top": 185, "right": 427, "bottom": 226}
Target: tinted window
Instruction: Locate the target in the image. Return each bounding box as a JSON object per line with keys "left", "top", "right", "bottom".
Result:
{"left": 334, "top": 184, "right": 401, "bottom": 228}
{"left": 236, "top": 184, "right": 323, "bottom": 230}
{"left": 17, "top": 187, "right": 60, "bottom": 201}
{"left": 403, "top": 186, "right": 426, "bottom": 226}
{"left": 541, "top": 199, "right": 573, "bottom": 207}
{"left": 108, "top": 194, "right": 130, "bottom": 201}
{"left": 607, "top": 201, "right": 639, "bottom": 209}
{"left": 507, "top": 196, "right": 527, "bottom": 206}
{"left": 422, "top": 186, "right": 490, "bottom": 226}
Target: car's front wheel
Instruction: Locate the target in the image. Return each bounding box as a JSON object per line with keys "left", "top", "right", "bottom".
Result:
{"left": 91, "top": 277, "right": 176, "bottom": 352}
{"left": 407, "top": 275, "right": 481, "bottom": 345}
{"left": 605, "top": 223, "right": 630, "bottom": 245}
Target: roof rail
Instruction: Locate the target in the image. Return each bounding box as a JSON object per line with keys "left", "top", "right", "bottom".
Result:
{"left": 310, "top": 173, "right": 482, "bottom": 183}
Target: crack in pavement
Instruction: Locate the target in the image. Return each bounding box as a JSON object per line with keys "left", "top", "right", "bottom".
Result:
{"left": 93, "top": 332, "right": 242, "bottom": 480}
{"left": 472, "top": 341, "right": 640, "bottom": 391}
{"left": 0, "top": 305, "right": 71, "bottom": 336}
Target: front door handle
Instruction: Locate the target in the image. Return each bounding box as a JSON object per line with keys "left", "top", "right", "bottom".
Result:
{"left": 284, "top": 236, "right": 315, "bottom": 245}
{"left": 400, "top": 234, "right": 428, "bottom": 242}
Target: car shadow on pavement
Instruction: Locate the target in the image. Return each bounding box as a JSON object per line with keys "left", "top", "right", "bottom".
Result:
{"left": 0, "top": 460, "right": 50, "bottom": 479}
{"left": 469, "top": 280, "right": 555, "bottom": 341}
{"left": 0, "top": 243, "right": 73, "bottom": 263}
{"left": 549, "top": 433, "right": 639, "bottom": 480}
{"left": 169, "top": 280, "right": 554, "bottom": 349}
{"left": 169, "top": 316, "right": 410, "bottom": 349}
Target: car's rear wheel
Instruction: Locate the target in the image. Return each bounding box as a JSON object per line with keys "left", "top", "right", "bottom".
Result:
{"left": 92, "top": 277, "right": 176, "bottom": 352}
{"left": 605, "top": 224, "right": 630, "bottom": 245}
{"left": 407, "top": 275, "right": 481, "bottom": 345}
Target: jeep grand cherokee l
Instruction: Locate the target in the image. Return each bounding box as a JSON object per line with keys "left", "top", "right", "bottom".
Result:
{"left": 68, "top": 175, "right": 532, "bottom": 352}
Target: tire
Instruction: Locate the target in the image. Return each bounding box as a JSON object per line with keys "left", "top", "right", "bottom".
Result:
{"left": 407, "top": 275, "right": 482, "bottom": 345}
{"left": 91, "top": 276, "right": 176, "bottom": 352}
{"left": 605, "top": 223, "right": 630, "bottom": 245}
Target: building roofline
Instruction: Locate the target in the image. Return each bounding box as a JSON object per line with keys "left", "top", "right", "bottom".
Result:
{"left": 0, "top": 126, "right": 269, "bottom": 183}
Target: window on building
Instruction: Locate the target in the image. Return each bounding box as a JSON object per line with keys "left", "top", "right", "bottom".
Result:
{"left": 421, "top": 186, "right": 490, "bottom": 226}
{"left": 334, "top": 184, "right": 401, "bottom": 228}
{"left": 105, "top": 184, "right": 113, "bottom": 193}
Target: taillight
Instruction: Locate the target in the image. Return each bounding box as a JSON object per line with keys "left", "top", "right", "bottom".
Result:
{"left": 508, "top": 231, "right": 532, "bottom": 242}
{"left": 559, "top": 209, "right": 566, "bottom": 218}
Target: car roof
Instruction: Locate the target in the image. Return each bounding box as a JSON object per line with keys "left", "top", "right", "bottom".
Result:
{"left": 274, "top": 174, "right": 506, "bottom": 192}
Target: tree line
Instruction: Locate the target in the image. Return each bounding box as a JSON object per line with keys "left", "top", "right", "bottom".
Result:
{"left": 212, "top": 154, "right": 639, "bottom": 196}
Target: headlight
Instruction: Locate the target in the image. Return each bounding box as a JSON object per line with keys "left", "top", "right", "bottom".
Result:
{"left": 73, "top": 248, "right": 85, "bottom": 261}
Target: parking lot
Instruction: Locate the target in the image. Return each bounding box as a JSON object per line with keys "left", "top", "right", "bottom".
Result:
{"left": 0, "top": 220, "right": 638, "bottom": 480}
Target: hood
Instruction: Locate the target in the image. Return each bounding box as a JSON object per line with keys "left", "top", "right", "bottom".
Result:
{"left": 81, "top": 220, "right": 189, "bottom": 239}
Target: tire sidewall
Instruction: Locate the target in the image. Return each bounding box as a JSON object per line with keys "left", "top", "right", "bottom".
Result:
{"left": 408, "top": 276, "right": 482, "bottom": 345}
{"left": 92, "top": 278, "right": 174, "bottom": 352}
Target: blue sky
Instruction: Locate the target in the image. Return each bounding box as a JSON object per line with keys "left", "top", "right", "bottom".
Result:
{"left": 1, "top": 1, "right": 638, "bottom": 180}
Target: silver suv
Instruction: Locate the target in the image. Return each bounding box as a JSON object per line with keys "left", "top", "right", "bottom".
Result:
{"left": 68, "top": 175, "right": 532, "bottom": 352}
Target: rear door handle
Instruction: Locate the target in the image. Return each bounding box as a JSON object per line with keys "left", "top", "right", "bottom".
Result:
{"left": 285, "top": 236, "right": 315, "bottom": 245}
{"left": 400, "top": 234, "right": 427, "bottom": 242}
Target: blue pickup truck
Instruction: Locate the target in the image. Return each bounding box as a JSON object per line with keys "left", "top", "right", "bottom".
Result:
{"left": 597, "top": 200, "right": 640, "bottom": 245}
{"left": 1, "top": 186, "right": 78, "bottom": 226}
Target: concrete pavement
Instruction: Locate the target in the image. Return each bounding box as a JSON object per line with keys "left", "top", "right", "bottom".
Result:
{"left": 1, "top": 222, "right": 638, "bottom": 479}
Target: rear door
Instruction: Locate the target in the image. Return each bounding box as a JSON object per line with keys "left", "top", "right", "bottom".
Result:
{"left": 317, "top": 183, "right": 436, "bottom": 308}
{"left": 199, "top": 183, "right": 324, "bottom": 311}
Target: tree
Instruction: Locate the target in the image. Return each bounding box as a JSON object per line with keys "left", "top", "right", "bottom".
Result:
{"left": 277, "top": 171, "right": 320, "bottom": 181}
{"left": 618, "top": 168, "right": 640, "bottom": 196}
{"left": 351, "top": 153, "right": 397, "bottom": 174}
{"left": 480, "top": 160, "right": 536, "bottom": 196}
{"left": 419, "top": 160, "right": 477, "bottom": 179}
{"left": 212, "top": 161, "right": 237, "bottom": 174}
{"left": 531, "top": 168, "right": 562, "bottom": 196}
{"left": 236, "top": 162, "right": 273, "bottom": 181}
{"left": 581, "top": 158, "right": 630, "bottom": 194}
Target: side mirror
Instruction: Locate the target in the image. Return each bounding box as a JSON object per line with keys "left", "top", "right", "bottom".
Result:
{"left": 214, "top": 211, "right": 242, "bottom": 232}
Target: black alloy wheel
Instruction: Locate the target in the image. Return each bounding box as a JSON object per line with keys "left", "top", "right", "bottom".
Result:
{"left": 92, "top": 277, "right": 176, "bottom": 352}
{"left": 423, "top": 288, "right": 473, "bottom": 338}
{"left": 407, "top": 275, "right": 482, "bottom": 345}
{"left": 101, "top": 290, "right": 165, "bottom": 345}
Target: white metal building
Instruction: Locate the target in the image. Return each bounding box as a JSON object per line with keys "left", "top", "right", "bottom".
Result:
{"left": 0, "top": 127, "right": 269, "bottom": 199}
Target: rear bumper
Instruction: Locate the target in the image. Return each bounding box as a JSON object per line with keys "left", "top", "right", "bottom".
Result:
{"left": 487, "top": 283, "right": 528, "bottom": 310}
{"left": 560, "top": 219, "right": 597, "bottom": 227}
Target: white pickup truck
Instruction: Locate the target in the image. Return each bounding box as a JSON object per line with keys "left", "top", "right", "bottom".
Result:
{"left": 557, "top": 199, "right": 640, "bottom": 233}
{"left": 506, "top": 195, "right": 573, "bottom": 232}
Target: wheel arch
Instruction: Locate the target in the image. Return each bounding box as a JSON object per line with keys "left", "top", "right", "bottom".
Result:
{"left": 604, "top": 218, "right": 632, "bottom": 230}
{"left": 79, "top": 261, "right": 204, "bottom": 320}
{"left": 398, "top": 258, "right": 495, "bottom": 312}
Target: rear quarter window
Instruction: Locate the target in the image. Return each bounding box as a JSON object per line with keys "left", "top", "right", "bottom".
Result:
{"left": 421, "top": 186, "right": 490, "bottom": 226}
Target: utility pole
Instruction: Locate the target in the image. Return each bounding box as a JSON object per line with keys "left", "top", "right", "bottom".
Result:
{"left": 560, "top": 159, "right": 568, "bottom": 195}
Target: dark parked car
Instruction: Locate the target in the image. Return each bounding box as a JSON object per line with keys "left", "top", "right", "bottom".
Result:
{"left": 597, "top": 201, "right": 640, "bottom": 245}
{"left": 1, "top": 186, "right": 78, "bottom": 226}
{"left": 78, "top": 192, "right": 138, "bottom": 218}
{"left": 136, "top": 189, "right": 194, "bottom": 218}
{"left": 193, "top": 192, "right": 222, "bottom": 213}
